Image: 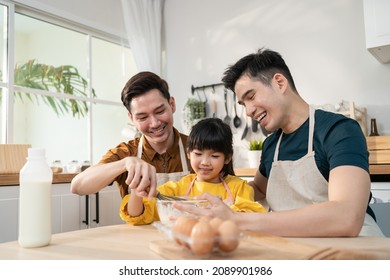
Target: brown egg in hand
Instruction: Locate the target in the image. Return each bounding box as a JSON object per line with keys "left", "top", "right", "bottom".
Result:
{"left": 190, "top": 221, "right": 215, "bottom": 256}
{"left": 217, "top": 220, "right": 240, "bottom": 253}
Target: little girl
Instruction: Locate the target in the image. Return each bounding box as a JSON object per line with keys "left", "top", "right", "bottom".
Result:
{"left": 119, "top": 118, "right": 266, "bottom": 225}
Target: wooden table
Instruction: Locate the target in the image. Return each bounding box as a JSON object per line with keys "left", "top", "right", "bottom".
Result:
{"left": 1, "top": 224, "right": 389, "bottom": 260}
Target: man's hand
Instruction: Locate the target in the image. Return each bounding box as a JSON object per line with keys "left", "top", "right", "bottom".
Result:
{"left": 173, "top": 192, "right": 235, "bottom": 220}
{"left": 123, "top": 157, "right": 157, "bottom": 199}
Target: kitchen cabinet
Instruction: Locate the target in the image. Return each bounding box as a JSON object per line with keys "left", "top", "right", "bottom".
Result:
{"left": 363, "top": 0, "right": 390, "bottom": 63}
{"left": 370, "top": 182, "right": 390, "bottom": 237}
{"left": 51, "top": 183, "right": 83, "bottom": 234}
{"left": 0, "top": 182, "right": 125, "bottom": 243}
{"left": 0, "top": 187, "right": 19, "bottom": 243}
{"left": 79, "top": 183, "right": 125, "bottom": 229}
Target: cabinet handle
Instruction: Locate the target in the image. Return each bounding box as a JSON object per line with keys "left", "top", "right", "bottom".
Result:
{"left": 93, "top": 192, "right": 100, "bottom": 224}
{"left": 82, "top": 195, "right": 89, "bottom": 225}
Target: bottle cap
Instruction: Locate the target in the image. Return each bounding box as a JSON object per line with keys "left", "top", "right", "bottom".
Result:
{"left": 28, "top": 148, "right": 46, "bottom": 158}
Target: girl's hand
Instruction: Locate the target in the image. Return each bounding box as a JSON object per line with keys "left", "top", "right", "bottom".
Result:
{"left": 173, "top": 192, "right": 235, "bottom": 220}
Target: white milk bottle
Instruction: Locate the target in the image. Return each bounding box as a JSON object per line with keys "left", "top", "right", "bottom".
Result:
{"left": 18, "top": 148, "right": 53, "bottom": 247}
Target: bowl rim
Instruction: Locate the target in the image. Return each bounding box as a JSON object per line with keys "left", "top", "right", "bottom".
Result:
{"left": 156, "top": 196, "right": 208, "bottom": 203}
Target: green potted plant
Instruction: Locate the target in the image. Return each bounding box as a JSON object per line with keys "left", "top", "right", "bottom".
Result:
{"left": 182, "top": 97, "right": 207, "bottom": 132}
{"left": 249, "top": 139, "right": 263, "bottom": 151}
{"left": 248, "top": 139, "right": 263, "bottom": 168}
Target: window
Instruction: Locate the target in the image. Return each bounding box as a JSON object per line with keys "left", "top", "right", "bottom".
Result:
{"left": 0, "top": 3, "right": 8, "bottom": 141}
{"left": 1, "top": 2, "right": 137, "bottom": 166}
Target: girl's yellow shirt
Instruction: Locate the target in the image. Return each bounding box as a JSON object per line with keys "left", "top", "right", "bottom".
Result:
{"left": 119, "top": 174, "right": 266, "bottom": 225}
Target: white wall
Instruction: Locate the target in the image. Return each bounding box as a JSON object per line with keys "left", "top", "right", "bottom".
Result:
{"left": 164, "top": 0, "right": 390, "bottom": 137}
{"left": 15, "top": 0, "right": 390, "bottom": 136}
{"left": 11, "top": 0, "right": 390, "bottom": 166}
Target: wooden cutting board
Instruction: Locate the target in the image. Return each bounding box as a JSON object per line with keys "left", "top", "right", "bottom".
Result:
{"left": 0, "top": 144, "right": 31, "bottom": 174}
{"left": 149, "top": 231, "right": 390, "bottom": 260}
{"left": 149, "top": 231, "right": 329, "bottom": 260}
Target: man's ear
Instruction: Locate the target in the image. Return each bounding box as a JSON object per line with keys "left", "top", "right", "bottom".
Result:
{"left": 169, "top": 96, "right": 176, "bottom": 113}
{"left": 273, "top": 73, "right": 288, "bottom": 92}
{"left": 128, "top": 111, "right": 133, "bottom": 122}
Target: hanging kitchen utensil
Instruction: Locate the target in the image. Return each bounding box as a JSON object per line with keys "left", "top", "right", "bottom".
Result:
{"left": 251, "top": 119, "right": 258, "bottom": 132}
{"left": 260, "top": 125, "right": 271, "bottom": 137}
{"left": 223, "top": 88, "right": 231, "bottom": 125}
{"left": 211, "top": 86, "right": 216, "bottom": 118}
{"left": 233, "top": 94, "right": 241, "bottom": 128}
{"left": 241, "top": 115, "right": 249, "bottom": 140}
{"left": 198, "top": 88, "right": 207, "bottom": 117}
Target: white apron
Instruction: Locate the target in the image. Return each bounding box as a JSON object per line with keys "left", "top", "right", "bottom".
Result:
{"left": 137, "top": 136, "right": 190, "bottom": 186}
{"left": 266, "top": 106, "right": 384, "bottom": 236}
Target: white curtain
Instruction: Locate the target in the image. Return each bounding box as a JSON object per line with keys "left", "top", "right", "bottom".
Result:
{"left": 121, "top": 0, "right": 165, "bottom": 75}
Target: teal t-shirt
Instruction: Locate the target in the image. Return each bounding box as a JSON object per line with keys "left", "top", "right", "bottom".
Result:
{"left": 259, "top": 109, "right": 374, "bottom": 219}
{"left": 260, "top": 109, "right": 369, "bottom": 179}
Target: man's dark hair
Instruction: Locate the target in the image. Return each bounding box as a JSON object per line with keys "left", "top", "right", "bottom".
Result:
{"left": 121, "top": 71, "right": 170, "bottom": 112}
{"left": 222, "top": 48, "right": 297, "bottom": 93}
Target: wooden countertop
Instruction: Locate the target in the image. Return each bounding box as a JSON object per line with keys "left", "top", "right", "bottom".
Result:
{"left": 234, "top": 168, "right": 257, "bottom": 177}
{"left": 1, "top": 164, "right": 388, "bottom": 187}
{"left": 0, "top": 173, "right": 78, "bottom": 186}
{"left": 0, "top": 224, "right": 389, "bottom": 260}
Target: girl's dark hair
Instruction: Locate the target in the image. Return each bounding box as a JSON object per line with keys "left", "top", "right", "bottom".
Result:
{"left": 187, "top": 118, "right": 235, "bottom": 176}
{"left": 121, "top": 71, "right": 170, "bottom": 112}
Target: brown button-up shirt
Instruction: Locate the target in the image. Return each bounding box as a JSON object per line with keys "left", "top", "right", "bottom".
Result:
{"left": 99, "top": 128, "right": 190, "bottom": 197}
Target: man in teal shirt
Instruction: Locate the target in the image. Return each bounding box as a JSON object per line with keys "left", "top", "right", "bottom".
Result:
{"left": 175, "top": 48, "right": 383, "bottom": 237}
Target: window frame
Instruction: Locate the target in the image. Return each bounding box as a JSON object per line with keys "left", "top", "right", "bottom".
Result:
{"left": 1, "top": 0, "right": 132, "bottom": 164}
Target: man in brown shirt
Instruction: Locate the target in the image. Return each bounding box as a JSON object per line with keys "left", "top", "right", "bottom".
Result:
{"left": 71, "top": 72, "right": 190, "bottom": 199}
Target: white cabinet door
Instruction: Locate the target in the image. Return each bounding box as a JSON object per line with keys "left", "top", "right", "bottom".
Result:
{"left": 87, "top": 184, "right": 125, "bottom": 228}
{"left": 0, "top": 187, "right": 19, "bottom": 243}
{"left": 51, "top": 183, "right": 82, "bottom": 233}
{"left": 54, "top": 184, "right": 83, "bottom": 233}
{"left": 370, "top": 182, "right": 390, "bottom": 237}
{"left": 363, "top": 0, "right": 390, "bottom": 63}
{"left": 51, "top": 183, "right": 125, "bottom": 231}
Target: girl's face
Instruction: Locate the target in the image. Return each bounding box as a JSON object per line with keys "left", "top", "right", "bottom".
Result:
{"left": 188, "top": 149, "right": 231, "bottom": 183}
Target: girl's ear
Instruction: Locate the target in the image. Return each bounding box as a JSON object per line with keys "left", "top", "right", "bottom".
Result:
{"left": 224, "top": 154, "right": 232, "bottom": 164}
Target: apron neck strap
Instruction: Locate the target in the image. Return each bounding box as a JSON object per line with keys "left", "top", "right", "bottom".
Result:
{"left": 273, "top": 106, "right": 316, "bottom": 162}
{"left": 178, "top": 138, "right": 189, "bottom": 172}
{"left": 185, "top": 176, "right": 234, "bottom": 203}
{"left": 307, "top": 106, "right": 315, "bottom": 153}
